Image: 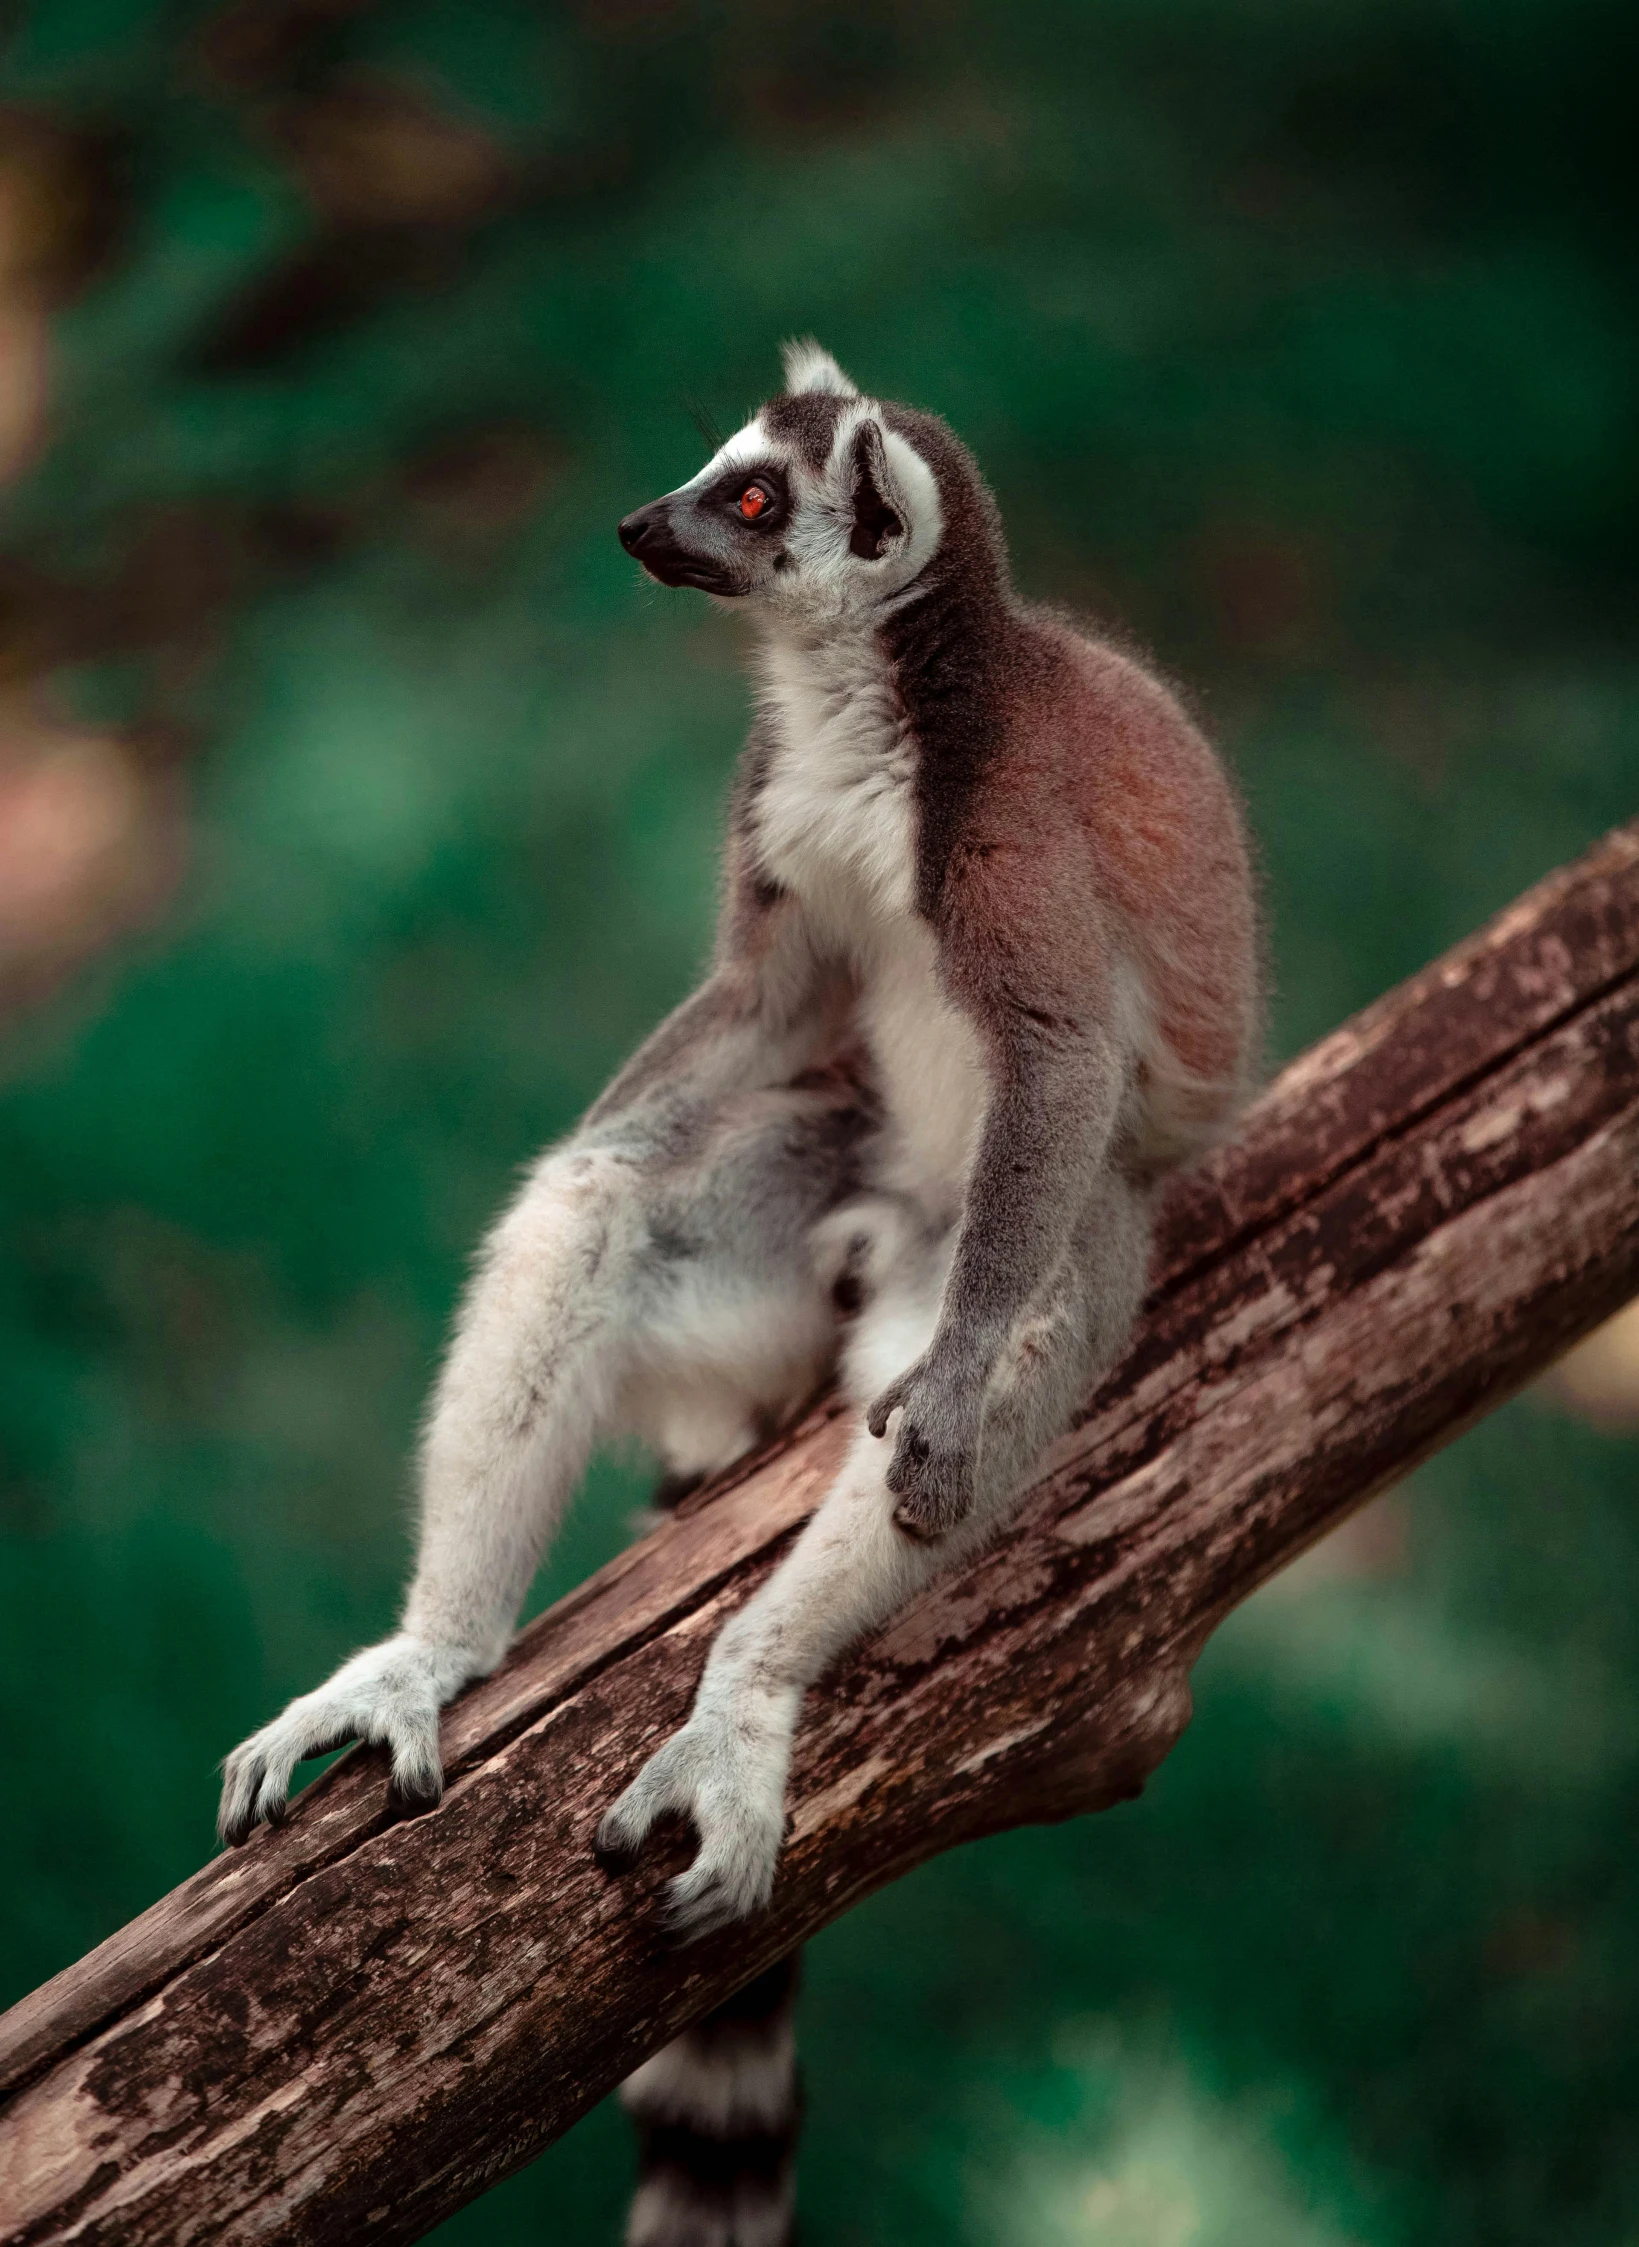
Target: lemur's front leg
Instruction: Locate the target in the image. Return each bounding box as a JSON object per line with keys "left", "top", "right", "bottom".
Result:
{"left": 869, "top": 1030, "right": 1126, "bottom": 1540}
{"left": 219, "top": 1148, "right": 638, "bottom": 1842}
{"left": 219, "top": 929, "right": 831, "bottom": 1844}
{"left": 597, "top": 1417, "right": 966, "bottom": 1938}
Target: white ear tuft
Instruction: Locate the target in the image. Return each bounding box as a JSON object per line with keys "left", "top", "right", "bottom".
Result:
{"left": 780, "top": 337, "right": 858, "bottom": 399}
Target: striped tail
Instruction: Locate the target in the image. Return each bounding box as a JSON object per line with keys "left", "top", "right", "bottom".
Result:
{"left": 620, "top": 1951, "right": 802, "bottom": 2247}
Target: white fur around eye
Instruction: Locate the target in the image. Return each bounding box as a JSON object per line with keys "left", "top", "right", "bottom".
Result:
{"left": 679, "top": 416, "right": 768, "bottom": 490}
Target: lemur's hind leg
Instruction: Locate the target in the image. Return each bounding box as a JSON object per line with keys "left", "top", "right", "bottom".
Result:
{"left": 219, "top": 1086, "right": 862, "bottom": 1845}
{"left": 598, "top": 1176, "right": 1156, "bottom": 1938}
{"left": 616, "top": 1092, "right": 881, "bottom": 1490}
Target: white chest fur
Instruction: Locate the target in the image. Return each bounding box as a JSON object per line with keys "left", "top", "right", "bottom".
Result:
{"left": 751, "top": 632, "right": 988, "bottom": 1214}
{"left": 752, "top": 631, "right": 918, "bottom": 917}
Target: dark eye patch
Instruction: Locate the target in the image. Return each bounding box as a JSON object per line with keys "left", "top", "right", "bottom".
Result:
{"left": 703, "top": 460, "right": 789, "bottom": 527}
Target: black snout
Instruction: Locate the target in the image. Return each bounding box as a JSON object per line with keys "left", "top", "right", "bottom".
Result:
{"left": 618, "top": 502, "right": 664, "bottom": 555}
{"left": 615, "top": 499, "right": 742, "bottom": 595}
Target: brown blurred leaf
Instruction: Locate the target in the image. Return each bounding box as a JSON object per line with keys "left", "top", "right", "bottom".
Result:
{"left": 1538, "top": 1297, "right": 1639, "bottom": 1431}
{"left": 275, "top": 77, "right": 512, "bottom": 231}
{"left": 0, "top": 108, "right": 125, "bottom": 309}
{"left": 401, "top": 423, "right": 559, "bottom": 549}
{"left": 196, "top": 0, "right": 379, "bottom": 93}
{"left": 0, "top": 306, "right": 48, "bottom": 489}
{"left": 0, "top": 696, "right": 184, "bottom": 1021}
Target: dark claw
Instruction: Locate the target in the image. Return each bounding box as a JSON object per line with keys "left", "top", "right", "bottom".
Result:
{"left": 218, "top": 1753, "right": 266, "bottom": 1847}
{"left": 592, "top": 1813, "right": 641, "bottom": 1871}
{"left": 650, "top": 1468, "right": 704, "bottom": 1513}
{"left": 386, "top": 1770, "right": 444, "bottom": 1819}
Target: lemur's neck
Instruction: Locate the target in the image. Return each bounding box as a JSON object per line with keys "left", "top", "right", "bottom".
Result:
{"left": 883, "top": 552, "right": 1013, "bottom": 687}
{"left": 748, "top": 521, "right": 1025, "bottom": 935}
{"left": 881, "top": 552, "right": 1026, "bottom": 919}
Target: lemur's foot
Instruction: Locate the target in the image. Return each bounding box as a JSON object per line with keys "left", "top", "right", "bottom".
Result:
{"left": 595, "top": 1701, "right": 790, "bottom": 1942}
{"left": 217, "top": 1634, "right": 480, "bottom": 1845}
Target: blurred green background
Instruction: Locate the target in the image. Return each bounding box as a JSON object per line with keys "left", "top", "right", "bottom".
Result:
{"left": 1, "top": 1, "right": 1636, "bottom": 2241}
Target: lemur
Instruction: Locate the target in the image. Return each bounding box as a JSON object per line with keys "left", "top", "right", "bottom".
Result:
{"left": 219, "top": 342, "right": 1259, "bottom": 2247}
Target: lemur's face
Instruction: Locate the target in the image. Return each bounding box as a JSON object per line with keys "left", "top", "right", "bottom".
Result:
{"left": 617, "top": 342, "right": 943, "bottom": 626}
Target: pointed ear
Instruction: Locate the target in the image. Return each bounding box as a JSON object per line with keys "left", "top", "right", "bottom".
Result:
{"left": 781, "top": 337, "right": 858, "bottom": 398}
{"left": 847, "top": 417, "right": 905, "bottom": 559}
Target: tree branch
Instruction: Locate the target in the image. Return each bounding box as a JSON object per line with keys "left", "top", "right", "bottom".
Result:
{"left": 3, "top": 822, "right": 1637, "bottom": 2246}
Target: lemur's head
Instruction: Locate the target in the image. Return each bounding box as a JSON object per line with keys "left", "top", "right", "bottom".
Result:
{"left": 617, "top": 342, "right": 951, "bottom": 627}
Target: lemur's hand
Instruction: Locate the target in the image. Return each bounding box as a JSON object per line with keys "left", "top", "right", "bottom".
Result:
{"left": 217, "top": 1634, "right": 482, "bottom": 1846}
{"left": 866, "top": 1356, "right": 980, "bottom": 1540}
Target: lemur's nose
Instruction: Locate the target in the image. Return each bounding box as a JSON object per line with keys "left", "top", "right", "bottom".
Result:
{"left": 618, "top": 505, "right": 662, "bottom": 554}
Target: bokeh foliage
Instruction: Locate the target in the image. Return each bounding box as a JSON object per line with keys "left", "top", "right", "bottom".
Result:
{"left": 1, "top": 1, "right": 1636, "bottom": 2240}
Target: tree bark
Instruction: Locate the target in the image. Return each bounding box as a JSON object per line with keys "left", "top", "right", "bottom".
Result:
{"left": 2, "top": 821, "right": 1637, "bottom": 2247}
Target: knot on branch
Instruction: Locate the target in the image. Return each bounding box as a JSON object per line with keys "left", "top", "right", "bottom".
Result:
{"left": 978, "top": 1659, "right": 1197, "bottom": 1836}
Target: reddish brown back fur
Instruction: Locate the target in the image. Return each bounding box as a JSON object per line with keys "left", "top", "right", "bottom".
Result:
{"left": 1059, "top": 631, "right": 1258, "bottom": 1098}
{"left": 924, "top": 615, "right": 1257, "bottom": 1170}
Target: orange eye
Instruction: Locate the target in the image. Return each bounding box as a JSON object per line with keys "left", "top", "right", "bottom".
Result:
{"left": 739, "top": 484, "right": 769, "bottom": 520}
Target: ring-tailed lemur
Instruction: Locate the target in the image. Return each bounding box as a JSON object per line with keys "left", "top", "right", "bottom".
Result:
{"left": 219, "top": 342, "right": 1260, "bottom": 2247}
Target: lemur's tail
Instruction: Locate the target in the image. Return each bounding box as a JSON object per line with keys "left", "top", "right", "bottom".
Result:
{"left": 620, "top": 1951, "right": 802, "bottom": 2246}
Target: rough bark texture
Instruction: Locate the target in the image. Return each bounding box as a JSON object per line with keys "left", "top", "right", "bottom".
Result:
{"left": 2, "top": 822, "right": 1637, "bottom": 2246}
